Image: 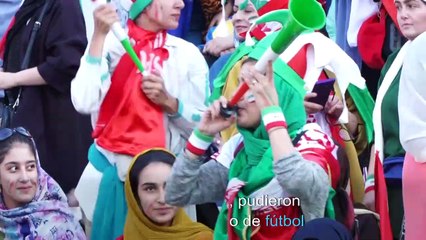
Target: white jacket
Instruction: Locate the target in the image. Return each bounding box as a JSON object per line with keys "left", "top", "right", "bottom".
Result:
{"left": 71, "top": 31, "right": 209, "bottom": 155}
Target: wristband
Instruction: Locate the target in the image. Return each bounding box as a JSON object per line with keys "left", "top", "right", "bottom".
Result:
{"left": 261, "top": 106, "right": 287, "bottom": 132}
{"left": 365, "top": 175, "right": 375, "bottom": 193}
{"left": 186, "top": 129, "right": 214, "bottom": 156}
{"left": 86, "top": 54, "right": 102, "bottom": 65}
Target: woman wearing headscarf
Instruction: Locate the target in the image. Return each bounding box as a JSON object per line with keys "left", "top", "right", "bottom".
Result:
{"left": 204, "top": 0, "right": 288, "bottom": 57}
{"left": 208, "top": 0, "right": 302, "bottom": 90}
{"left": 72, "top": 0, "right": 209, "bottom": 238}
{"left": 397, "top": 2, "right": 426, "bottom": 239}
{"left": 211, "top": 1, "right": 373, "bottom": 211}
{"left": 165, "top": 34, "right": 341, "bottom": 239}
{"left": 0, "top": 0, "right": 92, "bottom": 197}
{"left": 368, "top": 1, "right": 426, "bottom": 239}
{"left": 0, "top": 127, "right": 85, "bottom": 239}
{"left": 117, "top": 148, "right": 212, "bottom": 240}
{"left": 210, "top": 0, "right": 317, "bottom": 142}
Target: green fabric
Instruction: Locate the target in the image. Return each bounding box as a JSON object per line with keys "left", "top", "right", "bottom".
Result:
{"left": 325, "top": 188, "right": 336, "bottom": 220}
{"left": 210, "top": 32, "right": 307, "bottom": 103}
{"left": 347, "top": 84, "right": 375, "bottom": 144}
{"left": 90, "top": 144, "right": 128, "bottom": 240}
{"left": 129, "top": 0, "right": 153, "bottom": 20}
{"left": 377, "top": 49, "right": 406, "bottom": 158}
{"left": 213, "top": 32, "right": 307, "bottom": 239}
{"left": 210, "top": 43, "right": 257, "bottom": 102}
{"left": 239, "top": 0, "right": 268, "bottom": 11}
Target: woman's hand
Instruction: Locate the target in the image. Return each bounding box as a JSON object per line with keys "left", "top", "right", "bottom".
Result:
{"left": 198, "top": 96, "right": 236, "bottom": 136}
{"left": 93, "top": 4, "right": 120, "bottom": 37}
{"left": 243, "top": 61, "right": 278, "bottom": 110}
{"left": 304, "top": 93, "right": 343, "bottom": 119}
{"left": 324, "top": 95, "right": 344, "bottom": 119}
{"left": 304, "top": 92, "right": 324, "bottom": 114}
{"left": 203, "top": 36, "right": 234, "bottom": 57}
{"left": 363, "top": 190, "right": 375, "bottom": 211}
{"left": 141, "top": 71, "right": 177, "bottom": 114}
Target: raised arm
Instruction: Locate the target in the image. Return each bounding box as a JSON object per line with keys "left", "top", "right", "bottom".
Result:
{"left": 71, "top": 4, "right": 120, "bottom": 114}
{"left": 166, "top": 94, "right": 237, "bottom": 206}
{"left": 245, "top": 61, "right": 331, "bottom": 219}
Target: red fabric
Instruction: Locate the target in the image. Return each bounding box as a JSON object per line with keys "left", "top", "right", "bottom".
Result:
{"left": 0, "top": 17, "right": 15, "bottom": 59}
{"left": 287, "top": 45, "right": 328, "bottom": 80}
{"left": 265, "top": 121, "right": 288, "bottom": 132}
{"left": 93, "top": 21, "right": 169, "bottom": 156}
{"left": 300, "top": 147, "right": 340, "bottom": 189}
{"left": 257, "top": 0, "right": 289, "bottom": 16}
{"left": 374, "top": 152, "right": 394, "bottom": 240}
{"left": 382, "top": 0, "right": 399, "bottom": 28}
{"left": 257, "top": 0, "right": 325, "bottom": 16}
{"left": 186, "top": 142, "right": 207, "bottom": 156}
{"left": 357, "top": 7, "right": 387, "bottom": 69}
{"left": 224, "top": 180, "right": 245, "bottom": 240}
{"left": 327, "top": 115, "right": 346, "bottom": 148}
{"left": 116, "top": 236, "right": 124, "bottom": 240}
{"left": 251, "top": 206, "right": 301, "bottom": 240}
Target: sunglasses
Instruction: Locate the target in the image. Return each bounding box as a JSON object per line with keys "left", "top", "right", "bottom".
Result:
{"left": 0, "top": 127, "right": 32, "bottom": 141}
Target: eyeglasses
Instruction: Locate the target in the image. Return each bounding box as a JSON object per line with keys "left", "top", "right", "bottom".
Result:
{"left": 0, "top": 127, "right": 32, "bottom": 141}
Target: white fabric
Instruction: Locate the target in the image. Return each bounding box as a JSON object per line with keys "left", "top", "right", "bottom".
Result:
{"left": 215, "top": 133, "right": 244, "bottom": 169}
{"left": 373, "top": 41, "right": 411, "bottom": 163}
{"left": 347, "top": 0, "right": 379, "bottom": 47}
{"left": 307, "top": 113, "right": 339, "bottom": 158}
{"left": 71, "top": 30, "right": 209, "bottom": 153}
{"left": 74, "top": 162, "right": 102, "bottom": 221}
{"left": 280, "top": 32, "right": 366, "bottom": 124}
{"left": 80, "top": 0, "right": 128, "bottom": 44}
{"left": 399, "top": 32, "right": 426, "bottom": 163}
{"left": 72, "top": 30, "right": 209, "bottom": 222}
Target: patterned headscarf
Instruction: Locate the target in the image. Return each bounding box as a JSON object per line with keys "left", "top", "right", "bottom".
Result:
{"left": 0, "top": 139, "right": 85, "bottom": 239}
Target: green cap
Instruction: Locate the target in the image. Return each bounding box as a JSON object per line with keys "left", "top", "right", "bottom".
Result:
{"left": 129, "top": 0, "right": 153, "bottom": 20}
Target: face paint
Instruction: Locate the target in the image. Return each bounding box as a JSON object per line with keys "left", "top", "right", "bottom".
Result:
{"left": 0, "top": 143, "right": 38, "bottom": 209}
{"left": 152, "top": 1, "right": 162, "bottom": 21}
{"left": 245, "top": 92, "right": 256, "bottom": 103}
{"left": 8, "top": 181, "right": 15, "bottom": 192}
{"left": 137, "top": 0, "right": 183, "bottom": 31}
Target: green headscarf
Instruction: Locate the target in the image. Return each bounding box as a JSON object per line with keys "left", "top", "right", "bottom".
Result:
{"left": 129, "top": 0, "right": 153, "bottom": 20}
{"left": 213, "top": 32, "right": 307, "bottom": 240}
{"left": 239, "top": 0, "right": 269, "bottom": 10}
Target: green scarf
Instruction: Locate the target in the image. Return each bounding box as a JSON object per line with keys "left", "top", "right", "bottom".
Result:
{"left": 347, "top": 84, "right": 375, "bottom": 143}
{"left": 213, "top": 36, "right": 307, "bottom": 238}
{"left": 210, "top": 42, "right": 256, "bottom": 103}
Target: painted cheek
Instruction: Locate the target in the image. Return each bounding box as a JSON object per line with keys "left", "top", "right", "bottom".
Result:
{"left": 151, "top": 2, "right": 163, "bottom": 22}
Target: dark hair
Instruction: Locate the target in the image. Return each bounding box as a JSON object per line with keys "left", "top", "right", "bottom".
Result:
{"left": 129, "top": 149, "right": 175, "bottom": 202}
{"left": 0, "top": 132, "right": 36, "bottom": 164}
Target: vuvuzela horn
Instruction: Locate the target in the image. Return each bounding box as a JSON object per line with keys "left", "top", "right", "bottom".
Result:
{"left": 223, "top": 0, "right": 326, "bottom": 114}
